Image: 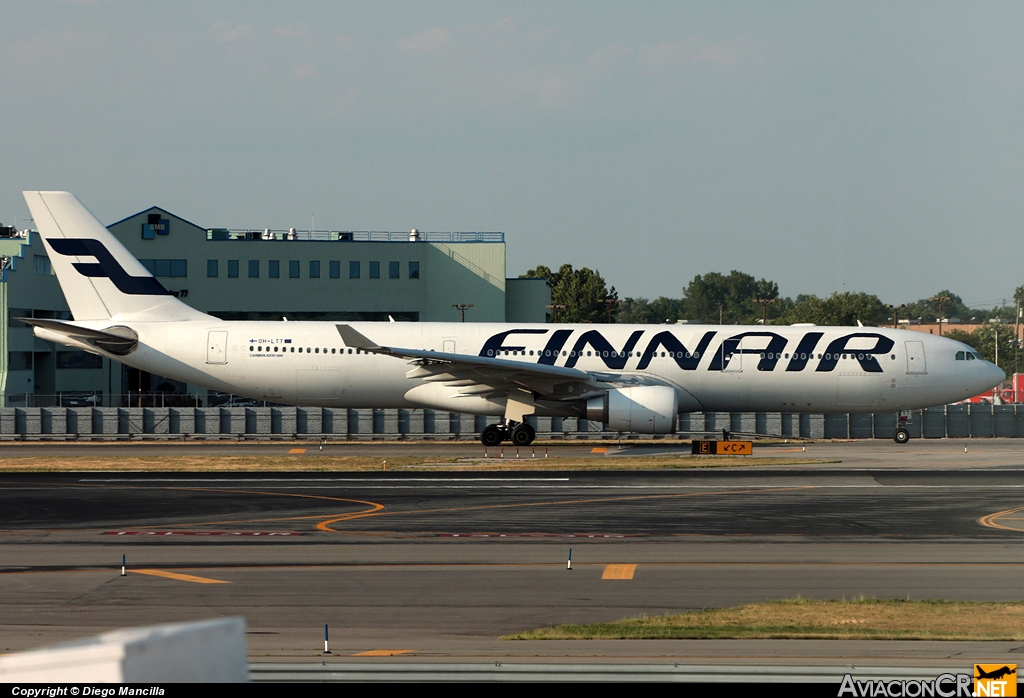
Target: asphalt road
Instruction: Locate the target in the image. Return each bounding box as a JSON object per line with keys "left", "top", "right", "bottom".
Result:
{"left": 4, "top": 441, "right": 1024, "bottom": 665}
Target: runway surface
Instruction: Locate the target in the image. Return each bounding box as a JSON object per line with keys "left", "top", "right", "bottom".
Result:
{"left": 4, "top": 440, "right": 1024, "bottom": 666}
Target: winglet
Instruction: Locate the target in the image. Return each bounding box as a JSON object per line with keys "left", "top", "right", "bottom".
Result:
{"left": 336, "top": 324, "right": 382, "bottom": 350}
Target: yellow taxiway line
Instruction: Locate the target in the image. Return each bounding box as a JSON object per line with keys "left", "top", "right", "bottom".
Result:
{"left": 979, "top": 505, "right": 1024, "bottom": 532}
{"left": 132, "top": 568, "right": 231, "bottom": 584}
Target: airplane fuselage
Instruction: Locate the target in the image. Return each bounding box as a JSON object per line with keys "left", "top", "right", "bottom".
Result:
{"left": 22, "top": 191, "right": 1006, "bottom": 444}
{"left": 44, "top": 320, "right": 1003, "bottom": 415}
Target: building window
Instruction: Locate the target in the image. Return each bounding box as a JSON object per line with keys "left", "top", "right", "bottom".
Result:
{"left": 207, "top": 260, "right": 218, "bottom": 277}
{"left": 349, "top": 261, "right": 360, "bottom": 279}
{"left": 56, "top": 351, "right": 103, "bottom": 369}
{"left": 228, "top": 260, "right": 239, "bottom": 278}
{"left": 33, "top": 255, "right": 51, "bottom": 275}
{"left": 139, "top": 259, "right": 187, "bottom": 277}
{"left": 8, "top": 352, "right": 32, "bottom": 370}
{"left": 248, "top": 260, "right": 259, "bottom": 278}
{"left": 369, "top": 261, "right": 380, "bottom": 279}
{"left": 409, "top": 261, "right": 420, "bottom": 279}
{"left": 269, "top": 260, "right": 279, "bottom": 278}
{"left": 309, "top": 260, "right": 320, "bottom": 279}
{"left": 389, "top": 261, "right": 399, "bottom": 279}
{"left": 329, "top": 261, "right": 340, "bottom": 278}
{"left": 289, "top": 260, "right": 300, "bottom": 278}
{"left": 9, "top": 309, "right": 29, "bottom": 327}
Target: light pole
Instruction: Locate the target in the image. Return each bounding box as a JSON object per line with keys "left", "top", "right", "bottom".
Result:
{"left": 995, "top": 326, "right": 999, "bottom": 371}
{"left": 1016, "top": 297, "right": 1022, "bottom": 377}
{"left": 546, "top": 304, "right": 566, "bottom": 323}
{"left": 886, "top": 303, "right": 906, "bottom": 328}
{"left": 452, "top": 303, "right": 474, "bottom": 322}
{"left": 930, "top": 295, "right": 951, "bottom": 336}
{"left": 754, "top": 298, "right": 776, "bottom": 324}
{"left": 598, "top": 298, "right": 619, "bottom": 324}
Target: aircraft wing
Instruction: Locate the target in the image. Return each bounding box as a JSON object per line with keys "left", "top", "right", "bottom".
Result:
{"left": 335, "top": 324, "right": 641, "bottom": 398}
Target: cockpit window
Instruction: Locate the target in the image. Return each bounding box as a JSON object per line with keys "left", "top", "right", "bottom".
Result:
{"left": 955, "top": 351, "right": 965, "bottom": 360}
{"left": 966, "top": 352, "right": 976, "bottom": 361}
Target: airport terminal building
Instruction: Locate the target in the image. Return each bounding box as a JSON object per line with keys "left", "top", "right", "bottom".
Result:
{"left": 0, "top": 208, "right": 550, "bottom": 406}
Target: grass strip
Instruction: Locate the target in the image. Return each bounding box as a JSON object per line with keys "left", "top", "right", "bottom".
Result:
{"left": 0, "top": 455, "right": 834, "bottom": 472}
{"left": 504, "top": 598, "right": 1024, "bottom": 641}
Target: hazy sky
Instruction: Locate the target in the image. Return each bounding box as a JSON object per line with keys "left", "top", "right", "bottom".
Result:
{"left": 3, "top": 2, "right": 1024, "bottom": 310}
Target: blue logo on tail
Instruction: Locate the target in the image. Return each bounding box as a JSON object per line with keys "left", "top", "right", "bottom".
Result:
{"left": 47, "top": 239, "right": 169, "bottom": 296}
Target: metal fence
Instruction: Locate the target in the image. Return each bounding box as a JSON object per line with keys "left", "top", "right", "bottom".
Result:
{"left": 0, "top": 404, "right": 1021, "bottom": 440}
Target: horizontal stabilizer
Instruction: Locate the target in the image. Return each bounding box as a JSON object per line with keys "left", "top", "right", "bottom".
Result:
{"left": 17, "top": 318, "right": 138, "bottom": 356}
{"left": 335, "top": 325, "right": 384, "bottom": 351}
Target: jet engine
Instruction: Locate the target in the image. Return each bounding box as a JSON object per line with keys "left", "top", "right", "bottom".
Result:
{"left": 586, "top": 385, "right": 677, "bottom": 434}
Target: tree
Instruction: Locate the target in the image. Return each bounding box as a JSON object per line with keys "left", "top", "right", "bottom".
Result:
{"left": 616, "top": 296, "right": 683, "bottom": 324}
{"left": 680, "top": 271, "right": 785, "bottom": 324}
{"left": 521, "top": 264, "right": 617, "bottom": 323}
{"left": 782, "top": 292, "right": 889, "bottom": 326}
{"left": 902, "top": 291, "right": 974, "bottom": 324}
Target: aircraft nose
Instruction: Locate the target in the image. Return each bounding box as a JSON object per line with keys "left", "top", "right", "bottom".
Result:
{"left": 989, "top": 362, "right": 1007, "bottom": 387}
{"left": 976, "top": 361, "right": 1006, "bottom": 394}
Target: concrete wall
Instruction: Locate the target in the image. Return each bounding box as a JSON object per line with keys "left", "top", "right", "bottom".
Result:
{"left": 2, "top": 404, "right": 1021, "bottom": 439}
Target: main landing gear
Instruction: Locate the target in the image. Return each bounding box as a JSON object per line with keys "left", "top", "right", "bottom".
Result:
{"left": 893, "top": 410, "right": 911, "bottom": 444}
{"left": 480, "top": 421, "right": 536, "bottom": 447}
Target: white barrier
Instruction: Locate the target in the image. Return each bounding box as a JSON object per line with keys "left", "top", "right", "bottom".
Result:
{"left": 0, "top": 617, "right": 248, "bottom": 683}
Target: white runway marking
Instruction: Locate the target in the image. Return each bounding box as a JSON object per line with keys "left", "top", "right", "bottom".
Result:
{"left": 50, "top": 481, "right": 1024, "bottom": 491}
{"left": 80, "top": 477, "right": 571, "bottom": 483}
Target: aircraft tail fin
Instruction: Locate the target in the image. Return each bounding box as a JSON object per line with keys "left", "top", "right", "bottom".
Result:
{"left": 22, "top": 191, "right": 209, "bottom": 322}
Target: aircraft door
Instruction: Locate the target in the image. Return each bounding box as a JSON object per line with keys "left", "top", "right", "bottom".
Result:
{"left": 722, "top": 338, "right": 742, "bottom": 372}
{"left": 905, "top": 341, "right": 926, "bottom": 374}
{"left": 207, "top": 331, "right": 228, "bottom": 365}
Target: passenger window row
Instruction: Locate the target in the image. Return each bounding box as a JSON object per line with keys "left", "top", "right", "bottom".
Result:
{"left": 251, "top": 346, "right": 359, "bottom": 354}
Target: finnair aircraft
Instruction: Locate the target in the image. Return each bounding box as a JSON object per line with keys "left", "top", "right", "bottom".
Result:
{"left": 21, "top": 191, "right": 1004, "bottom": 446}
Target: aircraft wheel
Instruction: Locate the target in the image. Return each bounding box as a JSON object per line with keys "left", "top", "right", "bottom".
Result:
{"left": 510, "top": 423, "right": 535, "bottom": 446}
{"left": 481, "top": 425, "right": 504, "bottom": 447}
{"left": 893, "top": 428, "right": 910, "bottom": 444}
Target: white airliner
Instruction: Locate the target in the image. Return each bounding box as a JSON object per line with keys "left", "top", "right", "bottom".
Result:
{"left": 20, "top": 191, "right": 1004, "bottom": 446}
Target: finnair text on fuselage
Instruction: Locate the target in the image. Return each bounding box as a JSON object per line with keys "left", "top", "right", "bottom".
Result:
{"left": 475, "top": 328, "right": 895, "bottom": 373}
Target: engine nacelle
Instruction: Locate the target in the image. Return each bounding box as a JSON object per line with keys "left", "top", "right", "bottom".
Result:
{"left": 586, "top": 385, "right": 678, "bottom": 434}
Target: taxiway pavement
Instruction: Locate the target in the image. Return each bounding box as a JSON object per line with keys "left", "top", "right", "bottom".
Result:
{"left": 3, "top": 440, "right": 1024, "bottom": 666}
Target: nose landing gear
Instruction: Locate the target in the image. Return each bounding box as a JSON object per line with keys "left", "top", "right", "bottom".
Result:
{"left": 479, "top": 420, "right": 536, "bottom": 446}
